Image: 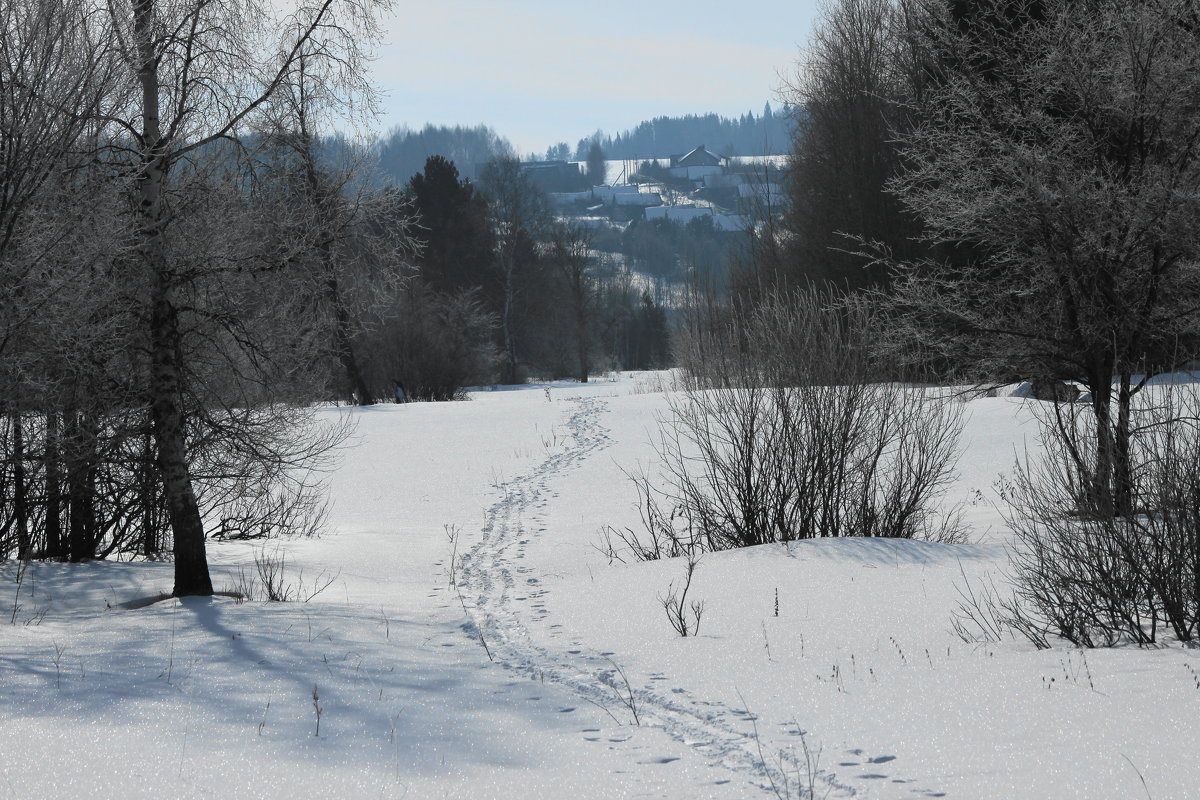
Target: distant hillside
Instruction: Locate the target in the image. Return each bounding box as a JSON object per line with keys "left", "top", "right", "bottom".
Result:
{"left": 567, "top": 105, "right": 795, "bottom": 161}
{"left": 376, "top": 124, "right": 515, "bottom": 186}
{"left": 369, "top": 111, "right": 795, "bottom": 190}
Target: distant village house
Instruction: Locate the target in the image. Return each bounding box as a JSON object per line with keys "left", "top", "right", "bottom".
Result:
{"left": 668, "top": 145, "right": 726, "bottom": 181}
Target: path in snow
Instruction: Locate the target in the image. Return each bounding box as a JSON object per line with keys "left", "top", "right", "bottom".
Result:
{"left": 457, "top": 396, "right": 877, "bottom": 798}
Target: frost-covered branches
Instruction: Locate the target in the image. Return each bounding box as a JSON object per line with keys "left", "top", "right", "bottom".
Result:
{"left": 884, "top": 0, "right": 1200, "bottom": 517}
{"left": 888, "top": 0, "right": 1200, "bottom": 383}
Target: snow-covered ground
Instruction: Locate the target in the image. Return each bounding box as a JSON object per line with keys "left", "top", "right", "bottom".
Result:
{"left": 2, "top": 372, "right": 1197, "bottom": 798}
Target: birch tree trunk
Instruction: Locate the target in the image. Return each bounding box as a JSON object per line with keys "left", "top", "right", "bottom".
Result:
{"left": 133, "top": 0, "right": 211, "bottom": 595}
{"left": 112, "top": 0, "right": 391, "bottom": 591}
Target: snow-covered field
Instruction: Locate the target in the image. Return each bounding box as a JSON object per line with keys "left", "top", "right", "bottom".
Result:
{"left": 2, "top": 372, "right": 1197, "bottom": 799}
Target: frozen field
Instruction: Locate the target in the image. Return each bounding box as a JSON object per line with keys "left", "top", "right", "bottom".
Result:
{"left": 1, "top": 372, "right": 1197, "bottom": 798}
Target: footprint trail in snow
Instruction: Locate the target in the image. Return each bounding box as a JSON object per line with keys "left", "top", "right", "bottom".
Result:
{"left": 458, "top": 395, "right": 938, "bottom": 798}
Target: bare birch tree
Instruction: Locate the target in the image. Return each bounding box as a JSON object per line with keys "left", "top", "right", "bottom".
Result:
{"left": 104, "top": 0, "right": 393, "bottom": 595}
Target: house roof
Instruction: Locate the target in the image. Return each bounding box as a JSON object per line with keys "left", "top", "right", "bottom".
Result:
{"left": 673, "top": 145, "right": 724, "bottom": 168}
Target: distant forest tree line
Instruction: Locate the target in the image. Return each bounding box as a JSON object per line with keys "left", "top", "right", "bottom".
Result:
{"left": 374, "top": 124, "right": 515, "bottom": 189}
{"left": 563, "top": 105, "right": 794, "bottom": 161}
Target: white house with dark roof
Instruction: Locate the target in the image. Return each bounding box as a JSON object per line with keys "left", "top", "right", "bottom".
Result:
{"left": 668, "top": 145, "right": 726, "bottom": 180}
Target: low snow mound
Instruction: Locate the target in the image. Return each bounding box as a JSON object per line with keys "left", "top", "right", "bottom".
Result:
{"left": 779, "top": 535, "right": 999, "bottom": 566}
{"left": 707, "top": 536, "right": 1002, "bottom": 568}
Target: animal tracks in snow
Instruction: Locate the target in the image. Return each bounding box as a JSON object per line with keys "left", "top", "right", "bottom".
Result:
{"left": 457, "top": 395, "right": 939, "bottom": 799}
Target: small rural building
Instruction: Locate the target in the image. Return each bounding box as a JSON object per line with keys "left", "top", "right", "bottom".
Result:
{"left": 591, "top": 184, "right": 641, "bottom": 201}
{"left": 668, "top": 145, "right": 727, "bottom": 180}
{"left": 702, "top": 173, "right": 746, "bottom": 190}
{"left": 645, "top": 204, "right": 713, "bottom": 224}
{"left": 591, "top": 185, "right": 661, "bottom": 206}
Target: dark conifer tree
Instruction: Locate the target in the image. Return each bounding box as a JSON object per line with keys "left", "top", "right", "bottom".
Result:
{"left": 586, "top": 142, "right": 607, "bottom": 186}
{"left": 406, "top": 156, "right": 496, "bottom": 296}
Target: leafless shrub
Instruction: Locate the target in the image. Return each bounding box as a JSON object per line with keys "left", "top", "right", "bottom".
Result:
{"left": 362, "top": 282, "right": 499, "bottom": 401}
{"left": 215, "top": 482, "right": 329, "bottom": 541}
{"left": 598, "top": 472, "right": 701, "bottom": 563}
{"left": 629, "top": 370, "right": 680, "bottom": 396}
{"left": 660, "top": 552, "right": 705, "bottom": 637}
{"left": 232, "top": 547, "right": 338, "bottom": 603}
{"left": 640, "top": 288, "right": 963, "bottom": 552}
{"left": 196, "top": 404, "right": 349, "bottom": 534}
{"left": 950, "top": 567, "right": 1012, "bottom": 644}
{"left": 0, "top": 401, "right": 347, "bottom": 563}
{"left": 254, "top": 548, "right": 294, "bottom": 602}
{"left": 1004, "top": 382, "right": 1200, "bottom": 646}
{"left": 0, "top": 411, "right": 175, "bottom": 561}
{"left": 949, "top": 564, "right": 1051, "bottom": 650}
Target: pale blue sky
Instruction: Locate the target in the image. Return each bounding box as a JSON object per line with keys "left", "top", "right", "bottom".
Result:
{"left": 371, "top": 0, "right": 819, "bottom": 154}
